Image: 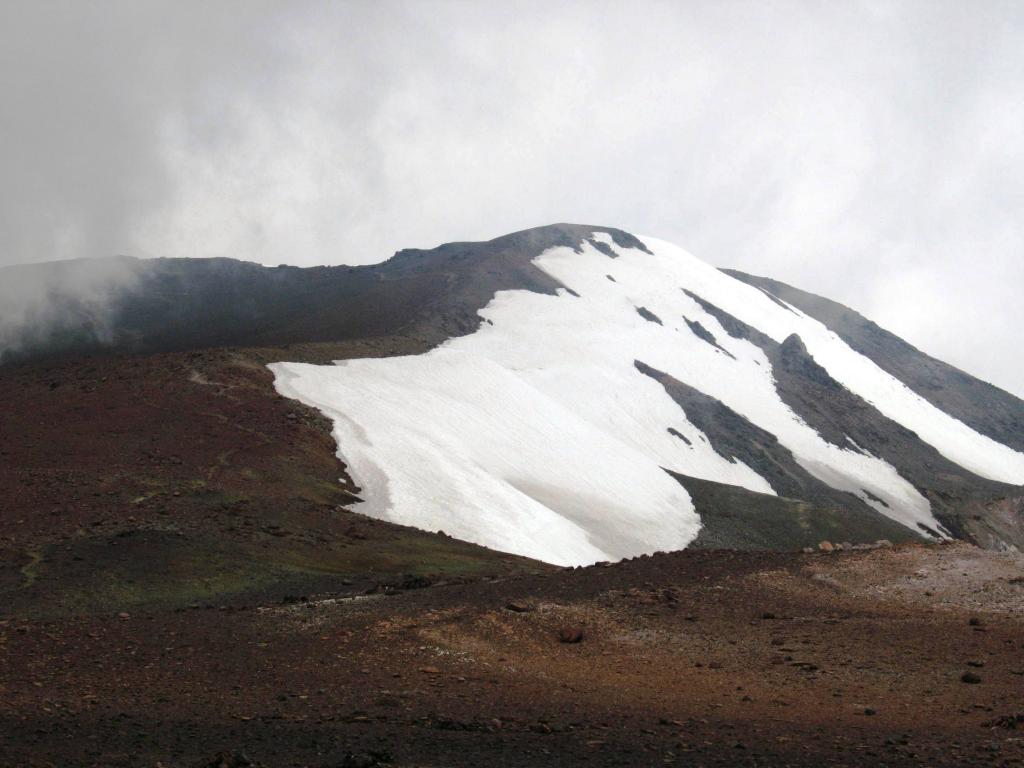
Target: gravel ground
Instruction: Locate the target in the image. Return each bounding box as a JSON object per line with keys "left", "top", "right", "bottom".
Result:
{"left": 2, "top": 542, "right": 1023, "bottom": 767}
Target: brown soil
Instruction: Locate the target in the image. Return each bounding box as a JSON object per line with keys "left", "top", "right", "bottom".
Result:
{"left": 2, "top": 543, "right": 1024, "bottom": 767}
{"left": 0, "top": 347, "right": 542, "bottom": 619}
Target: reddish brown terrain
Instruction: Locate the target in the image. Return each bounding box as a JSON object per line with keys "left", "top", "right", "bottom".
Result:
{"left": 3, "top": 542, "right": 1024, "bottom": 767}
{"left": 2, "top": 349, "right": 1024, "bottom": 767}
{"left": 0, "top": 345, "right": 541, "bottom": 620}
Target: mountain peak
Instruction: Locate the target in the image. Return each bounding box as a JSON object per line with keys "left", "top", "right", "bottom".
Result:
{"left": 6, "top": 224, "right": 1024, "bottom": 560}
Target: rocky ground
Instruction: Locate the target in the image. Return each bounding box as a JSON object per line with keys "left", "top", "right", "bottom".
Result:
{"left": 3, "top": 346, "right": 1024, "bottom": 767}
{"left": 2, "top": 541, "right": 1023, "bottom": 767}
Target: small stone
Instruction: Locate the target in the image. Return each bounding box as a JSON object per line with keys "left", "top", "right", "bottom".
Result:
{"left": 505, "top": 602, "right": 532, "bottom": 613}
{"left": 558, "top": 628, "right": 584, "bottom": 644}
{"left": 419, "top": 666, "right": 441, "bottom": 675}
{"left": 961, "top": 671, "right": 982, "bottom": 684}
{"left": 968, "top": 617, "right": 983, "bottom": 627}
{"left": 341, "top": 752, "right": 388, "bottom": 768}
{"left": 198, "top": 752, "right": 252, "bottom": 768}
{"left": 818, "top": 540, "right": 834, "bottom": 552}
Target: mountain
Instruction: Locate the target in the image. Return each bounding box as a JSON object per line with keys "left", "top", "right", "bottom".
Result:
{"left": 4, "top": 224, "right": 1023, "bottom": 568}
{"left": 6, "top": 223, "right": 1024, "bottom": 768}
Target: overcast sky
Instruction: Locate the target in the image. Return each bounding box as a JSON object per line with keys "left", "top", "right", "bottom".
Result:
{"left": 1, "top": 0, "right": 1022, "bottom": 396}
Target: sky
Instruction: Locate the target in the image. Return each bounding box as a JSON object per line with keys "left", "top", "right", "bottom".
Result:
{"left": 1, "top": 0, "right": 1022, "bottom": 396}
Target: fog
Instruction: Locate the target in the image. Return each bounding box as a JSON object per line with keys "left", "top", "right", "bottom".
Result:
{"left": 1, "top": 1, "right": 1022, "bottom": 395}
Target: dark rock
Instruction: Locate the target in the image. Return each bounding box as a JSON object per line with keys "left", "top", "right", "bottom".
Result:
{"left": 636, "top": 306, "right": 663, "bottom": 325}
{"left": 683, "top": 317, "right": 735, "bottom": 359}
{"left": 399, "top": 573, "right": 432, "bottom": 590}
{"left": 984, "top": 714, "right": 1024, "bottom": 730}
{"left": 195, "top": 751, "right": 254, "bottom": 768}
{"left": 961, "top": 672, "right": 982, "bottom": 684}
{"left": 587, "top": 238, "right": 618, "bottom": 258}
{"left": 558, "top": 627, "right": 584, "bottom": 643}
{"left": 340, "top": 751, "right": 391, "bottom": 768}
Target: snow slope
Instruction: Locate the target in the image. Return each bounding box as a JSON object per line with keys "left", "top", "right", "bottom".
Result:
{"left": 271, "top": 232, "right": 1024, "bottom": 565}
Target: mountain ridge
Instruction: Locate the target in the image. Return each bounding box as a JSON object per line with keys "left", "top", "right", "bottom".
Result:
{"left": 724, "top": 268, "right": 1024, "bottom": 452}
{"left": 262, "top": 226, "right": 1024, "bottom": 561}
{"left": 4, "top": 223, "right": 1023, "bottom": 560}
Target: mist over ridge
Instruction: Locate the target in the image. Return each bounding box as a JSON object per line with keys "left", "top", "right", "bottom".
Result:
{"left": 2, "top": 2, "right": 1023, "bottom": 395}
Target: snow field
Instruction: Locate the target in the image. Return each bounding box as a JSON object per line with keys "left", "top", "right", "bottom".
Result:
{"left": 272, "top": 231, "right": 1024, "bottom": 564}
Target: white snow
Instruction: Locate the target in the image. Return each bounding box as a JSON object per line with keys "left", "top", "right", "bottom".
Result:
{"left": 270, "top": 231, "right": 1024, "bottom": 565}
{"left": 271, "top": 354, "right": 704, "bottom": 567}
{"left": 626, "top": 235, "right": 1024, "bottom": 486}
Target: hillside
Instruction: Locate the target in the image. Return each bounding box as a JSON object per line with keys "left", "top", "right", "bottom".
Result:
{"left": 268, "top": 227, "right": 1024, "bottom": 561}
{"left": 4, "top": 223, "right": 1024, "bottom": 767}
{"left": 3, "top": 224, "right": 1023, "bottom": 571}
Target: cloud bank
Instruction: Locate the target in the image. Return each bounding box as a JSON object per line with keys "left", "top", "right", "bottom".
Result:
{"left": 1, "top": 1, "right": 1022, "bottom": 395}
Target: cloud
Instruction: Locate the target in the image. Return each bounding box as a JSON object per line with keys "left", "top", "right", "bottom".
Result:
{"left": 0, "top": 256, "right": 145, "bottom": 362}
{"left": 1, "top": 1, "right": 1022, "bottom": 395}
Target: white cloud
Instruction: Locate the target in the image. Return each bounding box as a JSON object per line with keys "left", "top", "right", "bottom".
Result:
{"left": 1, "top": 0, "right": 1022, "bottom": 396}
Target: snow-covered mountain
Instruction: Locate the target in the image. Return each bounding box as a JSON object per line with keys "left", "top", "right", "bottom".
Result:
{"left": 269, "top": 227, "right": 1024, "bottom": 565}
{"left": 7, "top": 224, "right": 1023, "bottom": 563}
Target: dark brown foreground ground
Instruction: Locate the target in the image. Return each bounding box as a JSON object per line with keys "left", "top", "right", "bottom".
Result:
{"left": 2, "top": 542, "right": 1024, "bottom": 768}
{"left": 3, "top": 349, "right": 1024, "bottom": 767}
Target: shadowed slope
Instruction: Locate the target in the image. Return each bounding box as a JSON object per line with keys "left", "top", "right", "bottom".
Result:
{"left": 724, "top": 269, "right": 1024, "bottom": 454}
{"left": 1, "top": 225, "right": 647, "bottom": 365}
